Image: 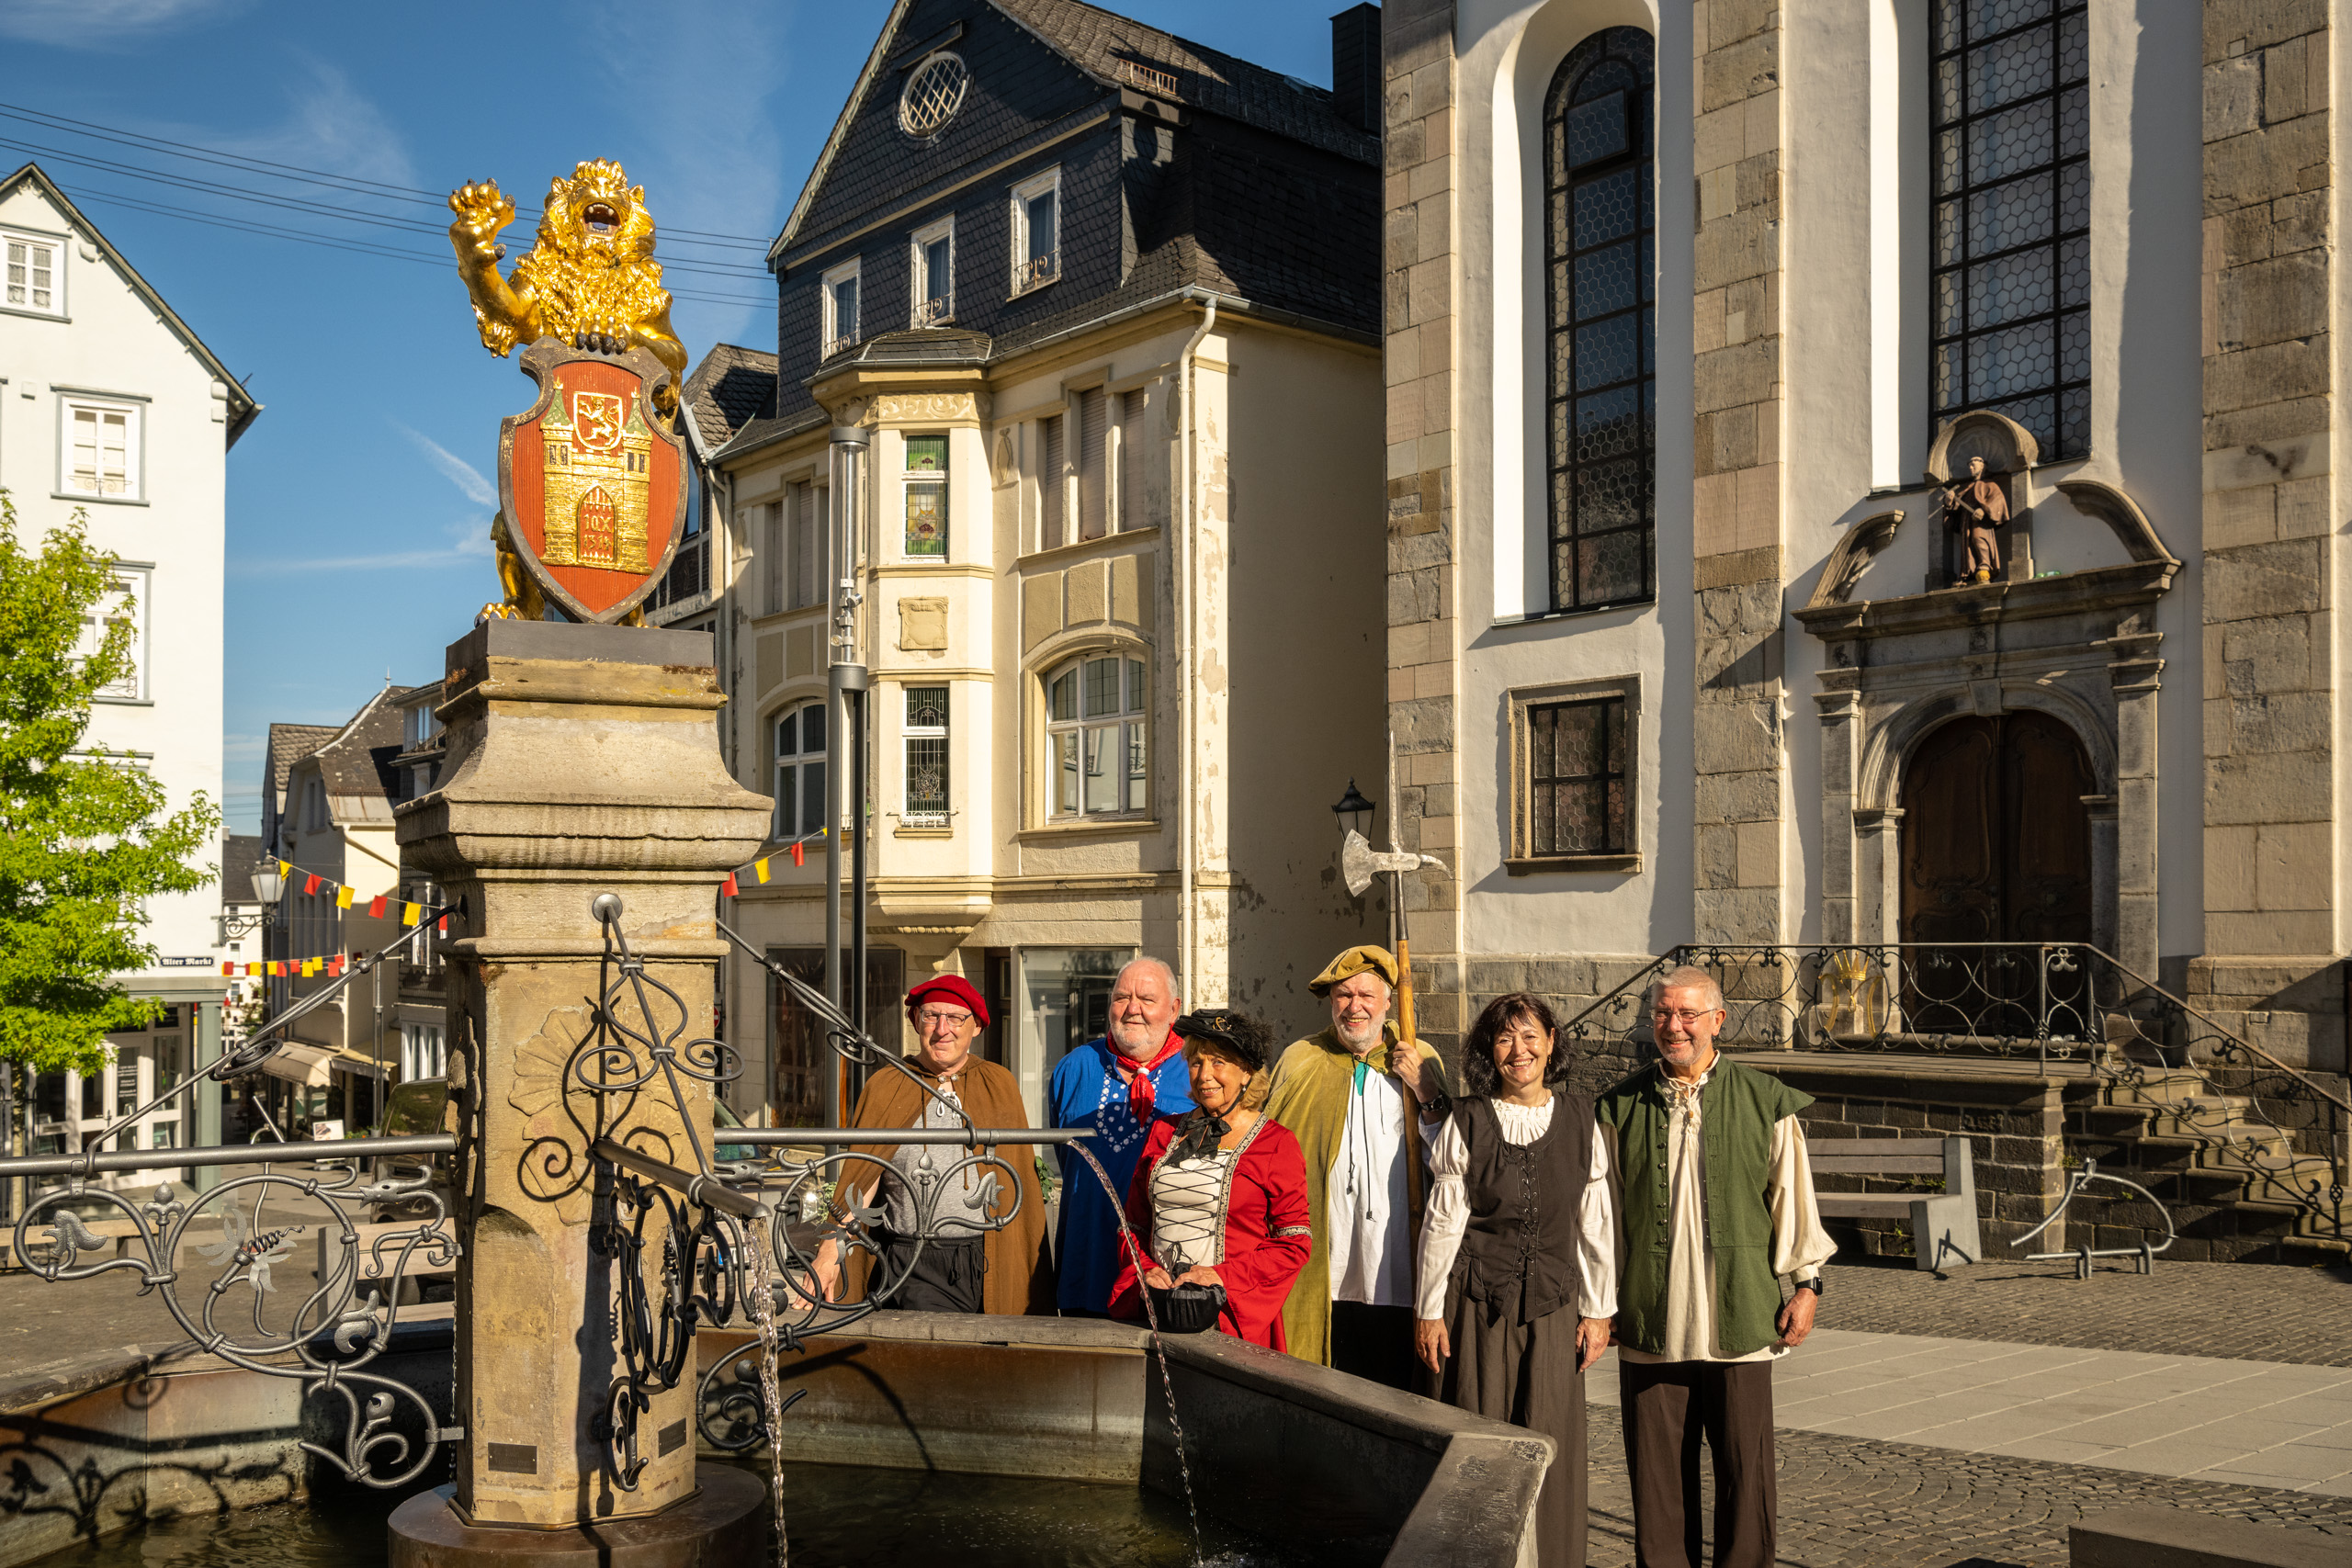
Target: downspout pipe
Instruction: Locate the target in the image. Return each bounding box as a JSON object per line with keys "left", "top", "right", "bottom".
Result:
{"left": 1174, "top": 298, "right": 1216, "bottom": 1004}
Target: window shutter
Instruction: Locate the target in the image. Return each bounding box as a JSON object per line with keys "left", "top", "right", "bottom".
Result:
{"left": 1077, "top": 388, "right": 1107, "bottom": 540}
{"left": 1039, "top": 414, "right": 1066, "bottom": 549}
{"left": 1120, "top": 390, "right": 1152, "bottom": 531}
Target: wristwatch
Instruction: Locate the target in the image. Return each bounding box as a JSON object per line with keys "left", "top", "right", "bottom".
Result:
{"left": 1793, "top": 1277, "right": 1824, "bottom": 1297}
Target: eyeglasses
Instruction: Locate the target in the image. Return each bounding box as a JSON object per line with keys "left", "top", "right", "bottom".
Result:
{"left": 914, "top": 1009, "right": 975, "bottom": 1030}
{"left": 1652, "top": 1009, "right": 1716, "bottom": 1027}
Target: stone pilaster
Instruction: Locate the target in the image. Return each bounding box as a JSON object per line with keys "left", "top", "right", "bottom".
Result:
{"left": 2196, "top": 0, "right": 2343, "bottom": 1072}
{"left": 1691, "top": 0, "right": 1789, "bottom": 944}
{"left": 397, "top": 620, "right": 772, "bottom": 1529}
{"left": 1384, "top": 0, "right": 1464, "bottom": 1054}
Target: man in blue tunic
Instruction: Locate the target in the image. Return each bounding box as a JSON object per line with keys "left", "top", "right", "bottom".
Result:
{"left": 1047, "top": 956, "right": 1192, "bottom": 1315}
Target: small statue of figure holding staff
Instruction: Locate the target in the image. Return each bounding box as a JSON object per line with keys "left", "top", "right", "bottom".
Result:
{"left": 1942, "top": 454, "right": 2007, "bottom": 585}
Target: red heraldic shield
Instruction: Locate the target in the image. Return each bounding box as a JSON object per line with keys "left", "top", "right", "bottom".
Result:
{"left": 496, "top": 337, "right": 688, "bottom": 622}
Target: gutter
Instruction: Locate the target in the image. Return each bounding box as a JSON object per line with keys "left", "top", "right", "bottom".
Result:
{"left": 1174, "top": 296, "right": 1217, "bottom": 1004}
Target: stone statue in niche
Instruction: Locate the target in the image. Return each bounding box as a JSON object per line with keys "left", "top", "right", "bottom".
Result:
{"left": 1940, "top": 454, "right": 2008, "bottom": 585}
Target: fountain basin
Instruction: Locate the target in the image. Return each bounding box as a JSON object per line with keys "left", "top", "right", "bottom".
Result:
{"left": 1, "top": 1311, "right": 1547, "bottom": 1568}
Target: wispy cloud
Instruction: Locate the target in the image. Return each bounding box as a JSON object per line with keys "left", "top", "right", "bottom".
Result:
{"left": 209, "top": 57, "right": 420, "bottom": 189}
{"left": 393, "top": 422, "right": 497, "bottom": 508}
{"left": 0, "top": 0, "right": 251, "bottom": 47}
{"left": 231, "top": 519, "right": 492, "bottom": 576}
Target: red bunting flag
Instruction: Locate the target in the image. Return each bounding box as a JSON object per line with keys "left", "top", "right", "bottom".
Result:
{"left": 221, "top": 962, "right": 233, "bottom": 976}
{"left": 328, "top": 955, "right": 345, "bottom": 977}
{"left": 368, "top": 895, "right": 388, "bottom": 919}
{"left": 304, "top": 874, "right": 322, "bottom": 896}
{"left": 791, "top": 840, "right": 805, "bottom": 867}
{"left": 438, "top": 915, "right": 449, "bottom": 934}
{"left": 721, "top": 872, "right": 739, "bottom": 897}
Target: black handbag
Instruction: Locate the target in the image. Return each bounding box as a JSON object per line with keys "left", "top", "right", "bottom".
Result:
{"left": 1147, "top": 1280, "right": 1227, "bottom": 1335}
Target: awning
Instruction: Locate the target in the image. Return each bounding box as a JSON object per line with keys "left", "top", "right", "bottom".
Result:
{"left": 257, "top": 1043, "right": 335, "bottom": 1088}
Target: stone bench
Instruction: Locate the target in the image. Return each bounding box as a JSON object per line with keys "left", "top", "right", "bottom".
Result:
{"left": 1809, "top": 1135, "right": 1981, "bottom": 1271}
{"left": 2072, "top": 1506, "right": 2346, "bottom": 1568}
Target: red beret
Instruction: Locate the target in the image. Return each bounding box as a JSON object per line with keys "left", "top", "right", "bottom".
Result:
{"left": 905, "top": 974, "right": 989, "bottom": 1029}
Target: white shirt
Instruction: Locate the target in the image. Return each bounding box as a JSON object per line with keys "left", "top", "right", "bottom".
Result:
{"left": 1325, "top": 1059, "right": 1413, "bottom": 1307}
{"left": 1414, "top": 1095, "right": 1618, "bottom": 1322}
{"left": 1609, "top": 1065, "right": 1837, "bottom": 1364}
{"left": 1149, "top": 1146, "right": 1239, "bottom": 1271}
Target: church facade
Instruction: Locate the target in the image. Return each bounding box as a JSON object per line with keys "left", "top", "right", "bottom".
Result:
{"left": 1379, "top": 1, "right": 2348, "bottom": 1253}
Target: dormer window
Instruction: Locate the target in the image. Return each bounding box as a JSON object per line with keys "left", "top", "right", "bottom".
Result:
{"left": 910, "top": 217, "right": 954, "bottom": 327}
{"left": 1010, "top": 169, "right": 1060, "bottom": 295}
{"left": 820, "top": 257, "right": 861, "bottom": 358}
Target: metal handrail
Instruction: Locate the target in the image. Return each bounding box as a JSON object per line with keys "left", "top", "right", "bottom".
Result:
{"left": 0, "top": 1134, "right": 454, "bottom": 1179}
{"left": 720, "top": 1128, "right": 1081, "bottom": 1146}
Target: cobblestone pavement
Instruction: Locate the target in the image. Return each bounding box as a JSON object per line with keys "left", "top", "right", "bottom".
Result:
{"left": 1821, "top": 1257, "right": 2352, "bottom": 1366}
{"left": 1582, "top": 1406, "right": 2352, "bottom": 1568}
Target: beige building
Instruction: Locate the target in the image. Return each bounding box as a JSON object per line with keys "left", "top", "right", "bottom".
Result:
{"left": 1376, "top": 0, "right": 2351, "bottom": 1259}
{"left": 689, "top": 0, "right": 1392, "bottom": 1125}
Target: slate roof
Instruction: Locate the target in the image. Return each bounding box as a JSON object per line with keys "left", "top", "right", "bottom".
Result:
{"left": 308, "top": 688, "right": 414, "bottom": 818}
{"left": 989, "top": 0, "right": 1378, "bottom": 166}
{"left": 680, "top": 344, "right": 777, "bottom": 455}
{"left": 266, "top": 724, "right": 337, "bottom": 802}
{"left": 710, "top": 401, "right": 831, "bottom": 466}
{"left": 220, "top": 834, "right": 262, "bottom": 904}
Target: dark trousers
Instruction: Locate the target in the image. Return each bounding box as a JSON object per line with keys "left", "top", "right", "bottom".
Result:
{"left": 874, "top": 1230, "right": 987, "bottom": 1314}
{"left": 1330, "top": 1301, "right": 1419, "bottom": 1393}
{"left": 1618, "top": 1358, "right": 1776, "bottom": 1568}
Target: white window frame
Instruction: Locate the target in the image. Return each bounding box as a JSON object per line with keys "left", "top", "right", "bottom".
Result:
{"left": 820, "top": 257, "right": 862, "bottom": 358}
{"left": 4, "top": 227, "right": 63, "bottom": 318}
{"left": 910, "top": 216, "right": 956, "bottom": 327}
{"left": 902, "top": 684, "right": 950, "bottom": 827}
{"left": 59, "top": 394, "right": 142, "bottom": 502}
{"left": 1044, "top": 651, "right": 1148, "bottom": 820}
{"left": 773, "top": 701, "right": 828, "bottom": 842}
{"left": 81, "top": 565, "right": 147, "bottom": 703}
{"left": 1010, "top": 168, "right": 1062, "bottom": 295}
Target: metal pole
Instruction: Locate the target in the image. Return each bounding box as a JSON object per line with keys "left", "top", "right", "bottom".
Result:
{"left": 851, "top": 683, "right": 868, "bottom": 1045}
{"left": 824, "top": 424, "right": 870, "bottom": 1128}
{"left": 192, "top": 1000, "right": 222, "bottom": 1192}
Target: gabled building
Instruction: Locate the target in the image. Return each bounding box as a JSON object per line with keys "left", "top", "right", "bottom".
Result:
{"left": 2, "top": 162, "right": 260, "bottom": 1180}
{"left": 258, "top": 687, "right": 412, "bottom": 1135}
{"left": 694, "top": 0, "right": 1390, "bottom": 1125}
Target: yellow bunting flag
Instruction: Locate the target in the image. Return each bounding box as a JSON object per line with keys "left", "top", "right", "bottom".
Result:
{"left": 401, "top": 902, "right": 422, "bottom": 927}
{"left": 336, "top": 886, "right": 355, "bottom": 910}
{"left": 753, "top": 858, "right": 771, "bottom": 885}
{"left": 277, "top": 860, "right": 291, "bottom": 878}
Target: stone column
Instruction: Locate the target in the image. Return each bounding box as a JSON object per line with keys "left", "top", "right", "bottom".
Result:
{"left": 1815, "top": 686, "right": 1861, "bottom": 944}
{"left": 2106, "top": 620, "right": 2165, "bottom": 980}
{"left": 2197, "top": 3, "right": 2341, "bottom": 1073}
{"left": 1383, "top": 0, "right": 1465, "bottom": 1058}
{"left": 396, "top": 619, "right": 771, "bottom": 1530}
{"left": 1691, "top": 0, "right": 1790, "bottom": 944}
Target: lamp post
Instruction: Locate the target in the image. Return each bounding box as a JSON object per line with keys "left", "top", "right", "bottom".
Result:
{"left": 1335, "top": 735, "right": 1446, "bottom": 1047}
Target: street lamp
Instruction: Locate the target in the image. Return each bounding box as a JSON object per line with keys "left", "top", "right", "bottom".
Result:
{"left": 1330, "top": 779, "right": 1374, "bottom": 842}
{"left": 220, "top": 859, "right": 286, "bottom": 942}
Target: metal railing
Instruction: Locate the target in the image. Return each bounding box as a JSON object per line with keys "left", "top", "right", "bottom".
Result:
{"left": 1556, "top": 942, "right": 2348, "bottom": 1250}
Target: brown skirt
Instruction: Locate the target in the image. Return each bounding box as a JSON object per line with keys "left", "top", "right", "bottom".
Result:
{"left": 1438, "top": 1292, "right": 1587, "bottom": 1567}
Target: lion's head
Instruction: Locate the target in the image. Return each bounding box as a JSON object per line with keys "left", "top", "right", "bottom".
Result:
{"left": 536, "top": 159, "right": 657, "bottom": 268}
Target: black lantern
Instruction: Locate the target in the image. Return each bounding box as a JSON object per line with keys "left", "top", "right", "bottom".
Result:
{"left": 1330, "top": 779, "right": 1374, "bottom": 840}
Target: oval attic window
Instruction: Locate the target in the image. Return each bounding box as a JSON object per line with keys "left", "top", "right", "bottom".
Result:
{"left": 900, "top": 53, "right": 970, "bottom": 138}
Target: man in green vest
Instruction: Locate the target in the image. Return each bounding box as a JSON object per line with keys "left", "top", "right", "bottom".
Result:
{"left": 1596, "top": 964, "right": 1835, "bottom": 1568}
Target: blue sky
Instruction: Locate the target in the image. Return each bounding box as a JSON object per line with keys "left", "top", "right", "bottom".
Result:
{"left": 0, "top": 0, "right": 1339, "bottom": 836}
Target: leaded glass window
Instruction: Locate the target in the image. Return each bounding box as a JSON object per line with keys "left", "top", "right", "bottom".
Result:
{"left": 904, "top": 686, "right": 949, "bottom": 827}
{"left": 1528, "top": 695, "right": 1627, "bottom": 856}
{"left": 1930, "top": 0, "right": 2089, "bottom": 458}
{"left": 1544, "top": 28, "right": 1655, "bottom": 615}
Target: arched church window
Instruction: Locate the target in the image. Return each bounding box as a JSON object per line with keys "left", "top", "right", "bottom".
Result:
{"left": 1930, "top": 0, "right": 2089, "bottom": 458}
{"left": 1544, "top": 28, "right": 1655, "bottom": 614}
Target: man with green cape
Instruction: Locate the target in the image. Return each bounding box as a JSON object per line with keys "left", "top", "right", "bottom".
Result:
{"left": 1263, "top": 944, "right": 1451, "bottom": 1389}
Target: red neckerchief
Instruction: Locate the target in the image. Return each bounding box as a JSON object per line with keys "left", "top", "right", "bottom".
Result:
{"left": 1110, "top": 1032, "right": 1183, "bottom": 1126}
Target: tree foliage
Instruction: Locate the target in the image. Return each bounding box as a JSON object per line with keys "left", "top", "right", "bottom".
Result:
{"left": 0, "top": 491, "right": 220, "bottom": 1075}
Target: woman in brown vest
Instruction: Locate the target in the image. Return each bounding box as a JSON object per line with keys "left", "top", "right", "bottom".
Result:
{"left": 1414, "top": 993, "right": 1616, "bottom": 1565}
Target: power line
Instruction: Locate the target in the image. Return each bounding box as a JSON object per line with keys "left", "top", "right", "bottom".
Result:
{"left": 4, "top": 136, "right": 775, "bottom": 282}
{"left": 0, "top": 99, "right": 777, "bottom": 249}
{"left": 62, "top": 186, "right": 776, "bottom": 310}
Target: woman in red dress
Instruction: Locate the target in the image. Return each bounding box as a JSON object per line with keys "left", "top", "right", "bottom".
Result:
{"left": 1109, "top": 1009, "right": 1312, "bottom": 1348}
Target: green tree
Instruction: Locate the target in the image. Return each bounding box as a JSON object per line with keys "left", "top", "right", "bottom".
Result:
{"left": 0, "top": 490, "right": 220, "bottom": 1077}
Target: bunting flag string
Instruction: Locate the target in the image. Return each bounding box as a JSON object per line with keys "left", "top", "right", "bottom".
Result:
{"left": 264, "top": 857, "right": 435, "bottom": 918}
{"left": 225, "top": 896, "right": 462, "bottom": 978}
{"left": 718, "top": 828, "right": 826, "bottom": 898}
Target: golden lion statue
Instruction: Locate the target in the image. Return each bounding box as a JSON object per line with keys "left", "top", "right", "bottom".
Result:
{"left": 451, "top": 160, "right": 680, "bottom": 625}
{"left": 447, "top": 160, "right": 688, "bottom": 414}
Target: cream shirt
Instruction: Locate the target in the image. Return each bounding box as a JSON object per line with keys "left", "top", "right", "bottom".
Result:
{"left": 1325, "top": 1061, "right": 1414, "bottom": 1307}
{"left": 1609, "top": 1064, "right": 1837, "bottom": 1364}
{"left": 1414, "top": 1096, "right": 1618, "bottom": 1323}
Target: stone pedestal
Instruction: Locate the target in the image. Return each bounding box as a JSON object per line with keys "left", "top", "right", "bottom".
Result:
{"left": 393, "top": 620, "right": 770, "bottom": 1533}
